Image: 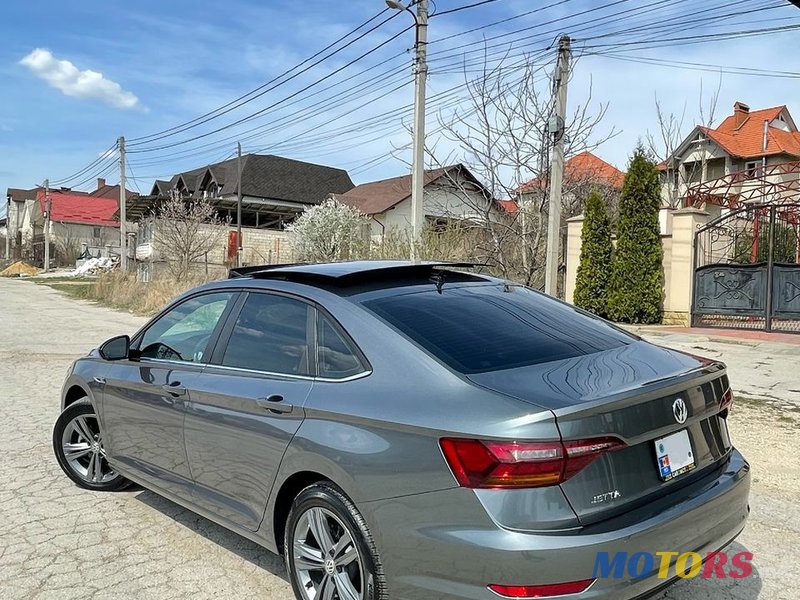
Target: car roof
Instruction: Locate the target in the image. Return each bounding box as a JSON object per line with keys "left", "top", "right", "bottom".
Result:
{"left": 229, "top": 260, "right": 474, "bottom": 280}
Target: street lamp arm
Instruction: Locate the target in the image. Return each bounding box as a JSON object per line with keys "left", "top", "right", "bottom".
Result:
{"left": 386, "top": 1, "right": 420, "bottom": 44}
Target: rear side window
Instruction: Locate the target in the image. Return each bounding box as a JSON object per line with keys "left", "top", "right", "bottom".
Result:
{"left": 363, "top": 285, "right": 633, "bottom": 374}
{"left": 221, "top": 293, "right": 311, "bottom": 375}
{"left": 317, "top": 315, "right": 364, "bottom": 379}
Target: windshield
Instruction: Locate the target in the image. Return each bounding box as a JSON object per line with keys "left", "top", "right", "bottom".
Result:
{"left": 362, "top": 284, "right": 634, "bottom": 374}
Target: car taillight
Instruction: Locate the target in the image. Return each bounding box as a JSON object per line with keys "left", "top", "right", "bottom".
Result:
{"left": 439, "top": 437, "right": 625, "bottom": 489}
{"left": 720, "top": 387, "right": 733, "bottom": 411}
{"left": 489, "top": 579, "right": 595, "bottom": 598}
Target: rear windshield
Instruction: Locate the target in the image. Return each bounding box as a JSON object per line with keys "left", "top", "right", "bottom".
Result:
{"left": 363, "top": 285, "right": 633, "bottom": 374}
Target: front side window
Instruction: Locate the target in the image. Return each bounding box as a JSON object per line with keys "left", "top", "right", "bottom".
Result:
{"left": 138, "top": 292, "right": 234, "bottom": 362}
{"left": 221, "top": 293, "right": 311, "bottom": 376}
{"left": 317, "top": 315, "right": 364, "bottom": 379}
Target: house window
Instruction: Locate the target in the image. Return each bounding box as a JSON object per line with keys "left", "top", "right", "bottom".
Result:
{"left": 93, "top": 227, "right": 101, "bottom": 238}
{"left": 744, "top": 161, "right": 762, "bottom": 179}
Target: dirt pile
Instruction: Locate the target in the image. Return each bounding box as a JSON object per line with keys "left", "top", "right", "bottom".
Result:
{"left": 0, "top": 261, "right": 40, "bottom": 277}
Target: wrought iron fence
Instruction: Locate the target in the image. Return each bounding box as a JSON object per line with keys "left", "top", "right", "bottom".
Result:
{"left": 692, "top": 203, "right": 800, "bottom": 333}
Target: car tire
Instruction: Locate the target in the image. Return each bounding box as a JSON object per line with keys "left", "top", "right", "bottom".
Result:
{"left": 53, "top": 398, "right": 131, "bottom": 491}
{"left": 285, "top": 482, "right": 388, "bottom": 600}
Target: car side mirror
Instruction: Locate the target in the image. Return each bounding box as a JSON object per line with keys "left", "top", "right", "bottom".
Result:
{"left": 99, "top": 335, "right": 131, "bottom": 361}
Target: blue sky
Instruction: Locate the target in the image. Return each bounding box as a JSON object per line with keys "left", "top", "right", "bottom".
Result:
{"left": 3, "top": 0, "right": 800, "bottom": 216}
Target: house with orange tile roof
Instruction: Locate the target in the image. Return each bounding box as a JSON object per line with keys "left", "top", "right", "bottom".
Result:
{"left": 660, "top": 101, "right": 800, "bottom": 212}
{"left": 517, "top": 151, "right": 625, "bottom": 199}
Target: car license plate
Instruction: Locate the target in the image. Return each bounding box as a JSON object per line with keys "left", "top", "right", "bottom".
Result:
{"left": 655, "top": 429, "right": 695, "bottom": 481}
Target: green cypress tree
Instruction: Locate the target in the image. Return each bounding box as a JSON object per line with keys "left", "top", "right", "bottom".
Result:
{"left": 573, "top": 191, "right": 613, "bottom": 317}
{"left": 607, "top": 146, "right": 664, "bottom": 324}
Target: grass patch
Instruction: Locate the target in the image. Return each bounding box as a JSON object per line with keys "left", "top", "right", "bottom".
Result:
{"left": 45, "top": 282, "right": 95, "bottom": 299}
{"left": 28, "top": 276, "right": 93, "bottom": 285}
{"left": 89, "top": 270, "right": 223, "bottom": 315}
{"left": 26, "top": 270, "right": 223, "bottom": 315}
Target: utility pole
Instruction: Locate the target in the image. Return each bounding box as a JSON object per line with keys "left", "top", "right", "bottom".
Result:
{"left": 544, "top": 35, "right": 571, "bottom": 297}
{"left": 118, "top": 136, "right": 127, "bottom": 271}
{"left": 237, "top": 142, "right": 243, "bottom": 267}
{"left": 386, "top": 0, "right": 428, "bottom": 260}
{"left": 410, "top": 0, "right": 428, "bottom": 261}
{"left": 43, "top": 179, "right": 51, "bottom": 272}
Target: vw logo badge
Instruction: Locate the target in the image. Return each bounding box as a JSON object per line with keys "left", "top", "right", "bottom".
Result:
{"left": 673, "top": 398, "right": 688, "bottom": 424}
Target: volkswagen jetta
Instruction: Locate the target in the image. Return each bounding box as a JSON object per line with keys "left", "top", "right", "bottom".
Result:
{"left": 53, "top": 261, "right": 750, "bottom": 600}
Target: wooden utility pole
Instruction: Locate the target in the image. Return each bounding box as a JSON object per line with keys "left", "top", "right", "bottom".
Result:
{"left": 118, "top": 136, "right": 127, "bottom": 271}
{"left": 43, "top": 179, "right": 51, "bottom": 272}
{"left": 237, "top": 142, "right": 243, "bottom": 267}
{"left": 544, "top": 35, "right": 571, "bottom": 297}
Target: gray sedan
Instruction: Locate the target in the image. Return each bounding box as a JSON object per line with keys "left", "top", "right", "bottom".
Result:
{"left": 53, "top": 261, "right": 750, "bottom": 600}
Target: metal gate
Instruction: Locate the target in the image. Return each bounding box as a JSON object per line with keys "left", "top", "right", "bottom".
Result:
{"left": 692, "top": 202, "right": 800, "bottom": 333}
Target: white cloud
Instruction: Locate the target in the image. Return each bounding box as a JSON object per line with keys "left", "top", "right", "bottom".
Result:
{"left": 19, "top": 48, "right": 141, "bottom": 110}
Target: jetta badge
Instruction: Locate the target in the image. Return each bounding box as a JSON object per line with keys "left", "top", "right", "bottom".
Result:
{"left": 673, "top": 398, "right": 688, "bottom": 424}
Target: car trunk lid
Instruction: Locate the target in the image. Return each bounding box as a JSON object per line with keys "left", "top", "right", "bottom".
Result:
{"left": 467, "top": 341, "right": 733, "bottom": 524}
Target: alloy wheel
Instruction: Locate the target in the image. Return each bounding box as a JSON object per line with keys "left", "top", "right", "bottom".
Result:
{"left": 60, "top": 413, "right": 118, "bottom": 484}
{"left": 292, "top": 506, "right": 365, "bottom": 600}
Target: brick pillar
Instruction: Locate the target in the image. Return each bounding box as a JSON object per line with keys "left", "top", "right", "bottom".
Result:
{"left": 564, "top": 214, "right": 585, "bottom": 304}
{"left": 665, "top": 207, "right": 710, "bottom": 326}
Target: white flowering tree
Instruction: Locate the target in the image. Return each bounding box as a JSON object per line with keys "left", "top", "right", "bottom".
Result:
{"left": 288, "top": 198, "right": 370, "bottom": 262}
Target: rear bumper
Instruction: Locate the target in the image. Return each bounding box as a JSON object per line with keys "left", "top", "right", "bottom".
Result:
{"left": 361, "top": 449, "right": 750, "bottom": 600}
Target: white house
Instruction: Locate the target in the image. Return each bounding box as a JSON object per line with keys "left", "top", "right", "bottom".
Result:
{"left": 331, "top": 164, "right": 498, "bottom": 238}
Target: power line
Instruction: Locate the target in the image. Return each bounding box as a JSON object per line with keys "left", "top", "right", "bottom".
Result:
{"left": 127, "top": 8, "right": 397, "bottom": 145}
{"left": 433, "top": 0, "right": 505, "bottom": 17}
{"left": 50, "top": 141, "right": 118, "bottom": 186}
{"left": 128, "top": 25, "right": 413, "bottom": 154}
{"left": 590, "top": 51, "right": 800, "bottom": 79}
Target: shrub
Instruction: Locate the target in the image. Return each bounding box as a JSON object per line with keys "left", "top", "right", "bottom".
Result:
{"left": 573, "top": 190, "right": 613, "bottom": 317}
{"left": 607, "top": 146, "right": 663, "bottom": 324}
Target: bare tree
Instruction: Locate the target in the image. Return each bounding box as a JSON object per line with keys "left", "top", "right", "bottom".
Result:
{"left": 151, "top": 194, "right": 227, "bottom": 281}
{"left": 418, "top": 49, "right": 615, "bottom": 287}
{"left": 646, "top": 75, "right": 722, "bottom": 208}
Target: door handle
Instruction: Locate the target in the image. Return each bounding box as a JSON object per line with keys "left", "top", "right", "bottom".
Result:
{"left": 161, "top": 382, "right": 187, "bottom": 397}
{"left": 256, "top": 395, "right": 293, "bottom": 414}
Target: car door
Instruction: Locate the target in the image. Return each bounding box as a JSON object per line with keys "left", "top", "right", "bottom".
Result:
{"left": 101, "top": 291, "right": 237, "bottom": 500}
{"left": 184, "top": 290, "right": 314, "bottom": 531}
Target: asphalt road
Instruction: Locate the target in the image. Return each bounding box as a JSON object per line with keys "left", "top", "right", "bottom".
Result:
{"left": 1, "top": 278, "right": 797, "bottom": 599}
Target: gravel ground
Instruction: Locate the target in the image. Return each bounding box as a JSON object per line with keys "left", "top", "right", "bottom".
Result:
{"left": 1, "top": 278, "right": 797, "bottom": 599}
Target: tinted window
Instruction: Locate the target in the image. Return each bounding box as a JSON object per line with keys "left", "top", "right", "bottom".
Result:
{"left": 221, "top": 293, "right": 311, "bottom": 375}
{"left": 363, "top": 285, "right": 633, "bottom": 374}
{"left": 318, "top": 315, "right": 364, "bottom": 379}
{"left": 139, "top": 292, "right": 233, "bottom": 362}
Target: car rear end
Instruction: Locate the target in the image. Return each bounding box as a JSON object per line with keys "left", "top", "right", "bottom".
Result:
{"left": 358, "top": 280, "right": 750, "bottom": 599}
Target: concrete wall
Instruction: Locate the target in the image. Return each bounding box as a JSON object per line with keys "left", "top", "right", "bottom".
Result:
{"left": 136, "top": 221, "right": 294, "bottom": 271}
{"left": 565, "top": 208, "right": 710, "bottom": 326}
{"left": 50, "top": 222, "right": 119, "bottom": 253}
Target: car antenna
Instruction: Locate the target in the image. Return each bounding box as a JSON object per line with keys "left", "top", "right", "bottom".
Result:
{"left": 430, "top": 269, "right": 447, "bottom": 294}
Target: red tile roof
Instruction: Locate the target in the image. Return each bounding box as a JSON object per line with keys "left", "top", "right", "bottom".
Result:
{"left": 518, "top": 151, "right": 625, "bottom": 193}
{"left": 37, "top": 190, "right": 120, "bottom": 227}
{"left": 495, "top": 199, "right": 518, "bottom": 213}
{"left": 699, "top": 105, "right": 800, "bottom": 159}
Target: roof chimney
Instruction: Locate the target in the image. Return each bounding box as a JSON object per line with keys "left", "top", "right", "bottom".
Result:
{"left": 97, "top": 178, "right": 106, "bottom": 190}
{"left": 733, "top": 102, "right": 750, "bottom": 128}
